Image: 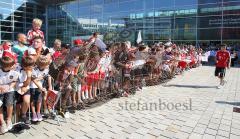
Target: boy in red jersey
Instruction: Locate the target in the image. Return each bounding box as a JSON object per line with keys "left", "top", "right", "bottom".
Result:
{"left": 27, "top": 18, "right": 45, "bottom": 46}
{"left": 215, "top": 44, "right": 231, "bottom": 89}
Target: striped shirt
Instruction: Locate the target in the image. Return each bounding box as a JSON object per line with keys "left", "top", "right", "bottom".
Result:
{"left": 27, "top": 29, "right": 45, "bottom": 45}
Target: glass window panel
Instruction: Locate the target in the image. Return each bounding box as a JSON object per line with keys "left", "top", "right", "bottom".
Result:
{"left": 223, "top": 28, "right": 240, "bottom": 40}
{"left": 223, "top": 1, "right": 240, "bottom": 15}
{"left": 134, "top": 0, "right": 144, "bottom": 10}
{"left": 91, "top": 4, "right": 103, "bottom": 14}
{"left": 174, "top": 29, "right": 196, "bottom": 40}
{"left": 77, "top": 6, "right": 90, "bottom": 16}
{"left": 119, "top": 1, "right": 135, "bottom": 12}
{"left": 154, "top": 0, "right": 174, "bottom": 9}
{"left": 198, "top": 0, "right": 222, "bottom": 4}
{"left": 0, "top": 8, "right": 12, "bottom": 19}
{"left": 119, "top": 0, "right": 131, "bottom": 2}
{"left": 223, "top": 15, "right": 240, "bottom": 27}
{"left": 147, "top": 12, "right": 154, "bottom": 17}
{"left": 144, "top": 29, "right": 154, "bottom": 40}
{"left": 154, "top": 29, "right": 171, "bottom": 40}
{"left": 175, "top": 0, "right": 197, "bottom": 6}
{"left": 175, "top": 17, "right": 197, "bottom": 29}
{"left": 103, "top": 2, "right": 118, "bottom": 13}
{"left": 91, "top": 0, "right": 103, "bottom": 5}
{"left": 145, "top": 0, "right": 154, "bottom": 9}
{"left": 0, "top": 2, "right": 12, "bottom": 9}
{"left": 198, "top": 28, "right": 221, "bottom": 40}
{"left": 14, "top": 0, "right": 25, "bottom": 5}
{"left": 1, "top": 0, "right": 13, "bottom": 3}
{"left": 67, "top": 1, "right": 78, "bottom": 9}
{"left": 78, "top": 0, "right": 90, "bottom": 7}
{"left": 198, "top": 16, "right": 223, "bottom": 28}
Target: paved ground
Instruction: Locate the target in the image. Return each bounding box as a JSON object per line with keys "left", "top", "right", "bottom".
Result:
{"left": 2, "top": 66, "right": 240, "bottom": 139}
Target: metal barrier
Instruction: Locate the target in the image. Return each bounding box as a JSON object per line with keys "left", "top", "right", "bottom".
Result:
{"left": 3, "top": 61, "right": 200, "bottom": 134}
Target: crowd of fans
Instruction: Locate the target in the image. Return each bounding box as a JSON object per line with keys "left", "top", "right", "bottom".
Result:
{"left": 0, "top": 18, "right": 203, "bottom": 134}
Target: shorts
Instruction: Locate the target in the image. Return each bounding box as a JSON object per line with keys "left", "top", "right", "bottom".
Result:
{"left": 15, "top": 90, "right": 30, "bottom": 104}
{"left": 93, "top": 73, "right": 99, "bottom": 82}
{"left": 99, "top": 71, "right": 105, "bottom": 79}
{"left": 142, "top": 65, "right": 151, "bottom": 76}
{"left": 30, "top": 88, "right": 42, "bottom": 103}
{"left": 178, "top": 61, "right": 187, "bottom": 69}
{"left": 130, "top": 68, "right": 142, "bottom": 77}
{"left": 81, "top": 85, "right": 87, "bottom": 92}
{"left": 71, "top": 78, "right": 79, "bottom": 93}
{"left": 86, "top": 73, "right": 94, "bottom": 85}
{"left": 0, "top": 91, "right": 15, "bottom": 107}
{"left": 215, "top": 67, "right": 226, "bottom": 78}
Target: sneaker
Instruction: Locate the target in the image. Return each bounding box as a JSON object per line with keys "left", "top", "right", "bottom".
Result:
{"left": 43, "top": 109, "right": 50, "bottom": 118}
{"left": 136, "top": 87, "right": 141, "bottom": 91}
{"left": 59, "top": 110, "right": 65, "bottom": 118}
{"left": 82, "top": 95, "right": 86, "bottom": 100}
{"left": 21, "top": 115, "right": 31, "bottom": 124}
{"left": 6, "top": 121, "right": 13, "bottom": 131}
{"left": 222, "top": 80, "right": 227, "bottom": 86}
{"left": 32, "top": 113, "right": 38, "bottom": 122}
{"left": 85, "top": 93, "right": 89, "bottom": 99}
{"left": 44, "top": 109, "right": 49, "bottom": 115}
{"left": 122, "top": 92, "right": 129, "bottom": 97}
{"left": 65, "top": 112, "right": 70, "bottom": 119}
{"left": 217, "top": 85, "right": 222, "bottom": 89}
{"left": 0, "top": 122, "right": 8, "bottom": 134}
{"left": 37, "top": 113, "right": 43, "bottom": 122}
{"left": 89, "top": 96, "right": 94, "bottom": 100}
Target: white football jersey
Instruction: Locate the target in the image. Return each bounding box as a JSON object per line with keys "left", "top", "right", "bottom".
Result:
{"left": 0, "top": 69, "right": 19, "bottom": 92}
{"left": 30, "top": 67, "right": 49, "bottom": 88}
{"left": 16, "top": 69, "right": 35, "bottom": 94}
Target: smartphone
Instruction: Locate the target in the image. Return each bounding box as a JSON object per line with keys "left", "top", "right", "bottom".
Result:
{"left": 0, "top": 100, "right": 3, "bottom": 107}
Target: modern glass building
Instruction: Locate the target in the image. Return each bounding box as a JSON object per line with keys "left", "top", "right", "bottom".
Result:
{"left": 1, "top": 0, "right": 240, "bottom": 47}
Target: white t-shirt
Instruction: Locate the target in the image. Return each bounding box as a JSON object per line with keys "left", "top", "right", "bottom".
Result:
{"left": 105, "top": 55, "right": 112, "bottom": 71}
{"left": 49, "top": 48, "right": 55, "bottom": 56}
{"left": 16, "top": 69, "right": 30, "bottom": 94}
{"left": 30, "top": 67, "right": 49, "bottom": 89}
{"left": 95, "top": 38, "right": 106, "bottom": 49}
{"left": 0, "top": 69, "right": 19, "bottom": 92}
{"left": 135, "top": 51, "right": 148, "bottom": 68}
{"left": 99, "top": 57, "right": 107, "bottom": 71}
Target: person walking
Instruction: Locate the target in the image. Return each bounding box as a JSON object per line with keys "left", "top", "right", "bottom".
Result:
{"left": 215, "top": 44, "right": 231, "bottom": 89}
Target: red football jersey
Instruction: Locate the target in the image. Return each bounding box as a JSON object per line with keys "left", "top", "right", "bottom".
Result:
{"left": 27, "top": 29, "right": 45, "bottom": 46}
{"left": 216, "top": 50, "right": 230, "bottom": 68}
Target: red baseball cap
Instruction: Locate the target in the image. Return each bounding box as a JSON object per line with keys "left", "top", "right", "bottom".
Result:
{"left": 2, "top": 42, "right": 13, "bottom": 50}
{"left": 2, "top": 50, "right": 17, "bottom": 63}
{"left": 74, "top": 39, "right": 84, "bottom": 45}
{"left": 2, "top": 51, "right": 13, "bottom": 58}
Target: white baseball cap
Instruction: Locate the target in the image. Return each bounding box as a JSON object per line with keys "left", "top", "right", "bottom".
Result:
{"left": 27, "top": 47, "right": 37, "bottom": 55}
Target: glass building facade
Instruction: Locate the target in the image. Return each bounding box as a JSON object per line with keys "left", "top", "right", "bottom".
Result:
{"left": 46, "top": 0, "right": 240, "bottom": 46}
{"left": 1, "top": 0, "right": 240, "bottom": 47}
{"left": 0, "top": 0, "right": 45, "bottom": 43}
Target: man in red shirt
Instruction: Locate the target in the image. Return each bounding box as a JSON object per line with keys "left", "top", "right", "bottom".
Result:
{"left": 215, "top": 44, "right": 231, "bottom": 89}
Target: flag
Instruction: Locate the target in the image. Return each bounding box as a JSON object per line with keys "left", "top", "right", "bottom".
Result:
{"left": 136, "top": 30, "right": 142, "bottom": 44}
